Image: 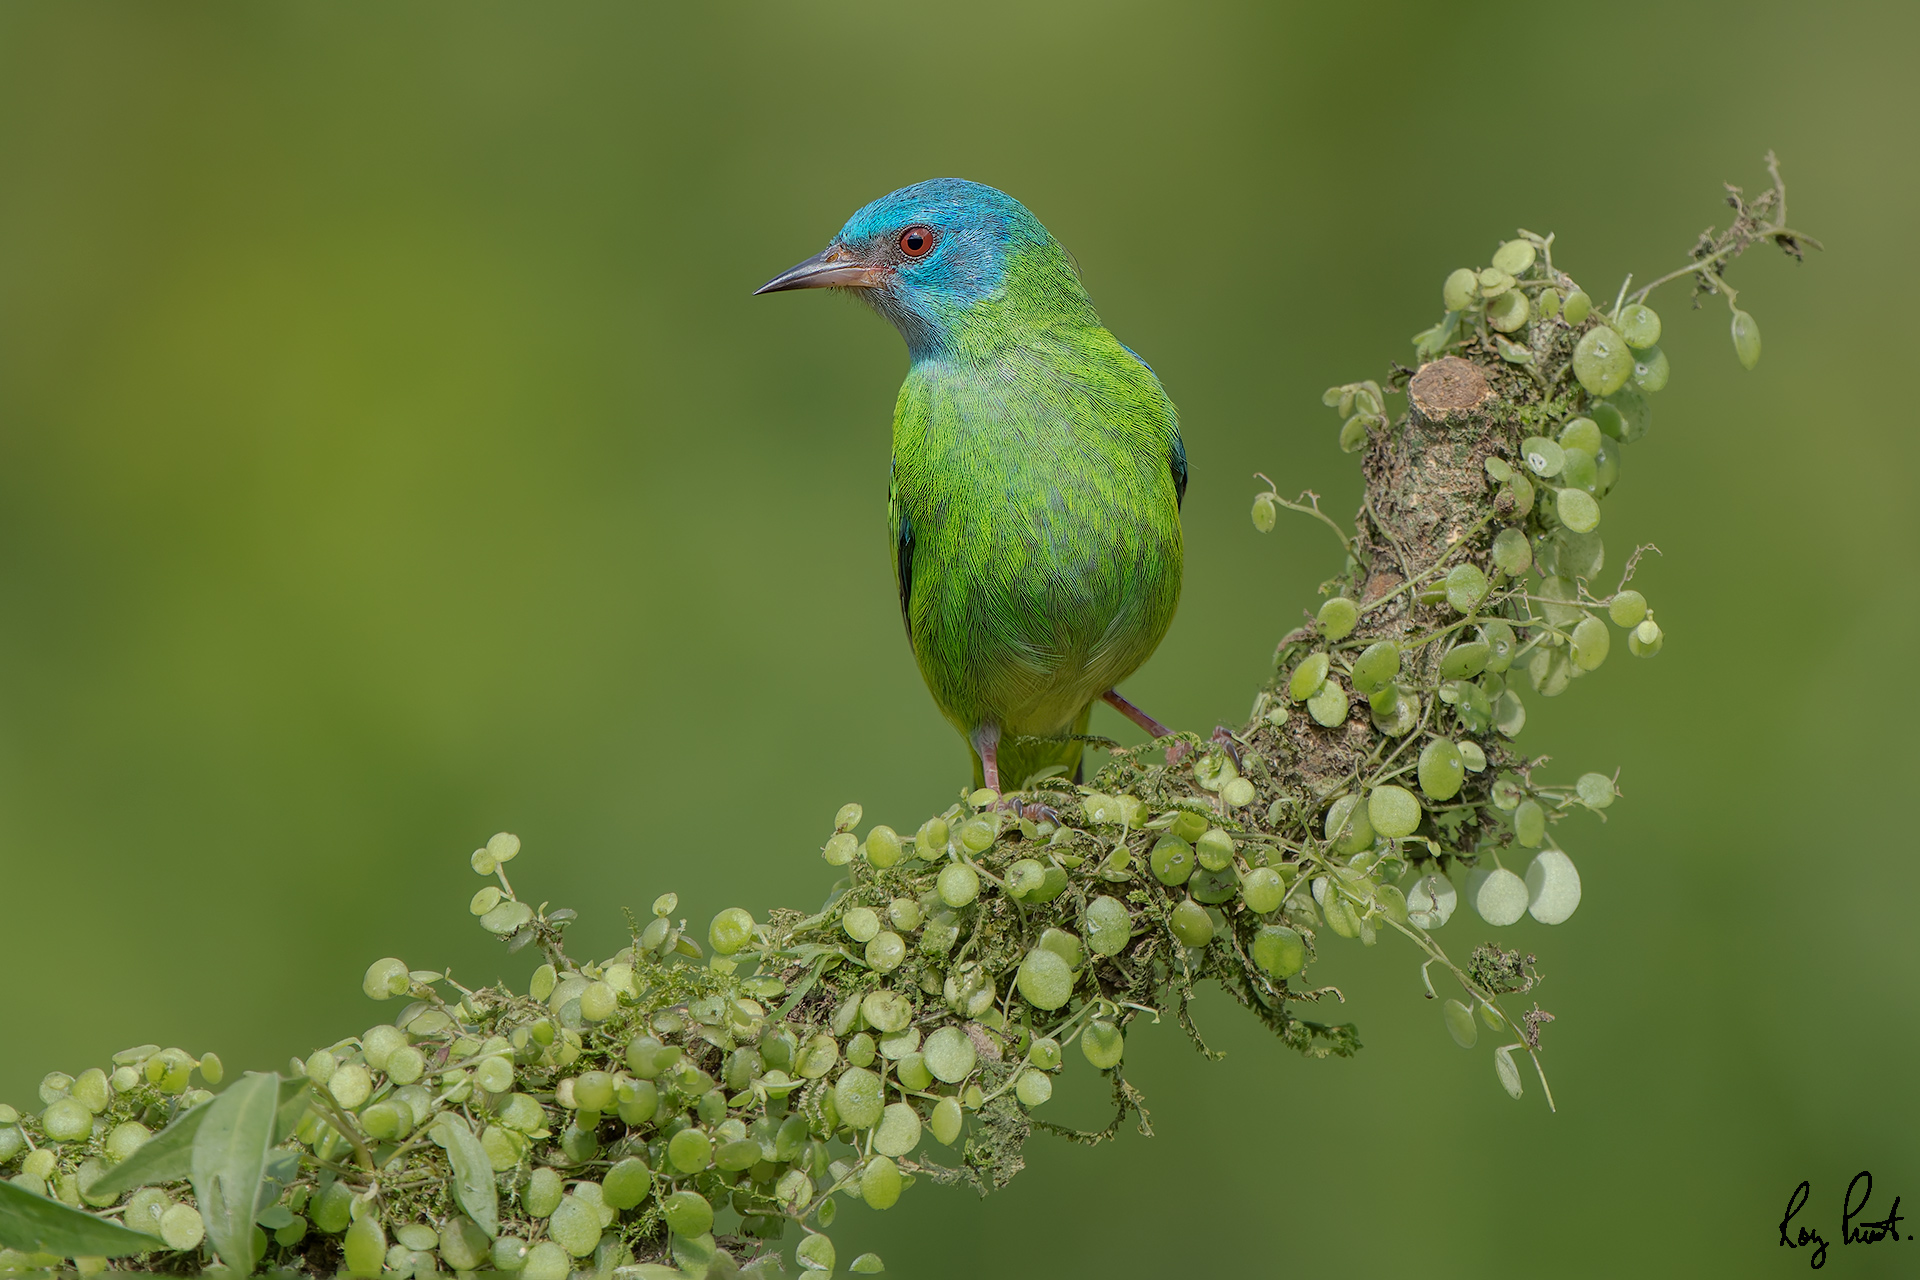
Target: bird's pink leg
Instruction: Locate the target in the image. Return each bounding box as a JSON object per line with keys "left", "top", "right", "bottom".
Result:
{"left": 974, "top": 723, "right": 1001, "bottom": 793}
{"left": 1102, "top": 688, "right": 1173, "bottom": 737}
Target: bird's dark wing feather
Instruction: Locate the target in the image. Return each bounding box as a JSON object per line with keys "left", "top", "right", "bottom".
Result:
{"left": 1170, "top": 432, "right": 1188, "bottom": 512}
{"left": 895, "top": 513, "right": 915, "bottom": 639}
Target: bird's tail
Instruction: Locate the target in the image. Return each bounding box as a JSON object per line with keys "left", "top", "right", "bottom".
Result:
{"left": 970, "top": 703, "right": 1094, "bottom": 793}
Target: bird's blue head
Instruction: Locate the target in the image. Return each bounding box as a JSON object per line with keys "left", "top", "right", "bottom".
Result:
{"left": 755, "top": 179, "right": 1091, "bottom": 359}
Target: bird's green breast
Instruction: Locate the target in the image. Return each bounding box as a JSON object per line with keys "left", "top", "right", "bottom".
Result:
{"left": 888, "top": 325, "right": 1184, "bottom": 743}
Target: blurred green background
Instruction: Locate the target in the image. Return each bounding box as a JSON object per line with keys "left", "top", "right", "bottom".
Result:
{"left": 1, "top": 2, "right": 1914, "bottom": 1275}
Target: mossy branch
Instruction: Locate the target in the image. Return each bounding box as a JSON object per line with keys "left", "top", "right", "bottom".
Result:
{"left": 0, "top": 157, "right": 1816, "bottom": 1280}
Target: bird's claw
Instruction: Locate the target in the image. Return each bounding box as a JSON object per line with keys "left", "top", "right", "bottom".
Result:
{"left": 1165, "top": 726, "right": 1243, "bottom": 769}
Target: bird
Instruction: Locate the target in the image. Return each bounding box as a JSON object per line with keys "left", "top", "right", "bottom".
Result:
{"left": 756, "top": 179, "right": 1186, "bottom": 796}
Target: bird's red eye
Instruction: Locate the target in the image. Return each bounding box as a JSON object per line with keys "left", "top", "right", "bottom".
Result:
{"left": 899, "top": 225, "right": 934, "bottom": 258}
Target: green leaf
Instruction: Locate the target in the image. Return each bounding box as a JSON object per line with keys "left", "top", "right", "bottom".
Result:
{"left": 0, "top": 1178, "right": 159, "bottom": 1257}
{"left": 86, "top": 1096, "right": 213, "bottom": 1198}
{"left": 190, "top": 1070, "right": 281, "bottom": 1273}
{"left": 272, "top": 1076, "right": 312, "bottom": 1144}
{"left": 429, "top": 1112, "right": 499, "bottom": 1237}
{"left": 671, "top": 1231, "right": 717, "bottom": 1274}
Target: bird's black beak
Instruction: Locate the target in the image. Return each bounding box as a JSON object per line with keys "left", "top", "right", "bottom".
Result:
{"left": 754, "top": 246, "right": 885, "bottom": 295}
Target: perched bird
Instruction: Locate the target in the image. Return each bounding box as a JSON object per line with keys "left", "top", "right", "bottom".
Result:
{"left": 757, "top": 179, "right": 1185, "bottom": 794}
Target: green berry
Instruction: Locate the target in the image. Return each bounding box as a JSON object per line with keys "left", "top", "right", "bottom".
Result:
{"left": 1444, "top": 999, "right": 1478, "bottom": 1048}
{"left": 1560, "top": 448, "right": 1597, "bottom": 493}
{"left": 1631, "top": 344, "right": 1670, "bottom": 392}
{"left": 862, "top": 989, "right": 914, "bottom": 1033}
{"left": 522, "top": 1243, "right": 570, "bottom": 1280}
{"left": 1307, "top": 682, "right": 1349, "bottom": 727}
{"left": 1558, "top": 417, "right": 1602, "bottom": 457}
{"left": 865, "top": 931, "right": 906, "bottom": 971}
{"left": 327, "top": 1063, "right": 372, "bottom": 1110}
{"left": 931, "top": 1096, "right": 964, "bottom": 1145}
{"left": 1443, "top": 267, "right": 1479, "bottom": 312}
{"left": 1572, "top": 326, "right": 1632, "bottom": 396}
{"left": 835, "top": 1066, "right": 885, "bottom": 1130}
{"left": 1240, "top": 866, "right": 1284, "bottom": 914}
{"left": 874, "top": 1103, "right": 921, "bottom": 1158}
{"left": 1629, "top": 618, "right": 1664, "bottom": 657}
{"left": 865, "top": 825, "right": 903, "bottom": 868}
{"left": 1491, "top": 239, "right": 1536, "bottom": 275}
{"left": 549, "top": 1197, "right": 602, "bottom": 1257}
{"left": 1446, "top": 564, "right": 1488, "bottom": 613}
{"left": 572, "top": 1070, "right": 615, "bottom": 1112}
{"left": 1350, "top": 641, "right": 1400, "bottom": 694}
{"left": 105, "top": 1120, "right": 151, "bottom": 1164}
{"left": 1169, "top": 898, "right": 1213, "bottom": 947}
{"left": 1368, "top": 785, "right": 1422, "bottom": 839}
{"left": 1016, "top": 947, "right": 1075, "bottom": 1010}
{"left": 1081, "top": 1020, "right": 1125, "bottom": 1070}
{"left": 1556, "top": 487, "right": 1600, "bottom": 534}
{"left": 1571, "top": 614, "right": 1610, "bottom": 669}
{"left": 1562, "top": 290, "right": 1591, "bottom": 324}
{"left": 1609, "top": 589, "right": 1647, "bottom": 627}
{"left": 1036, "top": 926, "right": 1084, "bottom": 970}
{"left": 386, "top": 1044, "right": 428, "bottom": 1086}
{"left": 959, "top": 817, "right": 997, "bottom": 853}
{"left": 522, "top": 1166, "right": 564, "bottom": 1217}
{"left": 362, "top": 957, "right": 410, "bottom": 1001}
{"left": 1485, "top": 288, "right": 1529, "bottom": 333}
{"left": 1617, "top": 303, "right": 1661, "bottom": 348}
{"left": 1440, "top": 641, "right": 1490, "bottom": 680}
{"left": 842, "top": 907, "right": 880, "bottom": 943}
{"left": 1317, "top": 596, "right": 1358, "bottom": 640}
{"left": 1289, "top": 652, "right": 1330, "bottom": 701}
{"left": 1015, "top": 1070, "right": 1053, "bottom": 1108}
{"left": 709, "top": 907, "right": 756, "bottom": 956}
{"left": 1473, "top": 868, "right": 1529, "bottom": 926}
{"left": 1084, "top": 895, "right": 1133, "bottom": 956}
{"left": 70, "top": 1067, "right": 110, "bottom": 1113}
{"left": 1521, "top": 436, "right": 1564, "bottom": 478}
{"left": 41, "top": 1098, "right": 91, "bottom": 1142}
{"left": 1525, "top": 849, "right": 1582, "bottom": 924}
{"left": 822, "top": 832, "right": 858, "bottom": 866}
{"left": 578, "top": 981, "right": 619, "bottom": 1023}
{"left": 935, "top": 862, "right": 980, "bottom": 908}
{"left": 923, "top": 1027, "right": 977, "bottom": 1084}
{"left": 1514, "top": 799, "right": 1546, "bottom": 847}
{"left": 1731, "top": 309, "right": 1761, "bottom": 369}
{"left": 1417, "top": 739, "right": 1466, "bottom": 801}
{"left": 1195, "top": 827, "right": 1235, "bottom": 872}
{"left": 344, "top": 1215, "right": 387, "bottom": 1275}
{"left": 1149, "top": 834, "right": 1196, "bottom": 886}
{"left": 1491, "top": 527, "right": 1530, "bottom": 575}
{"left": 1251, "top": 924, "right": 1305, "bottom": 978}
{"left": 1324, "top": 793, "right": 1373, "bottom": 853}
{"left": 667, "top": 1127, "right": 713, "bottom": 1173}
{"left": 662, "top": 1190, "right": 713, "bottom": 1239}
{"left": 1252, "top": 494, "right": 1277, "bottom": 533}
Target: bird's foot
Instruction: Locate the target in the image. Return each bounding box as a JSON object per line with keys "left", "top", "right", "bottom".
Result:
{"left": 1164, "top": 725, "right": 1243, "bottom": 769}
{"left": 985, "top": 792, "right": 1060, "bottom": 824}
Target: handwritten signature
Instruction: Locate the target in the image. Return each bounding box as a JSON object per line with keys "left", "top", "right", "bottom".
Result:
{"left": 1779, "top": 1171, "right": 1905, "bottom": 1269}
